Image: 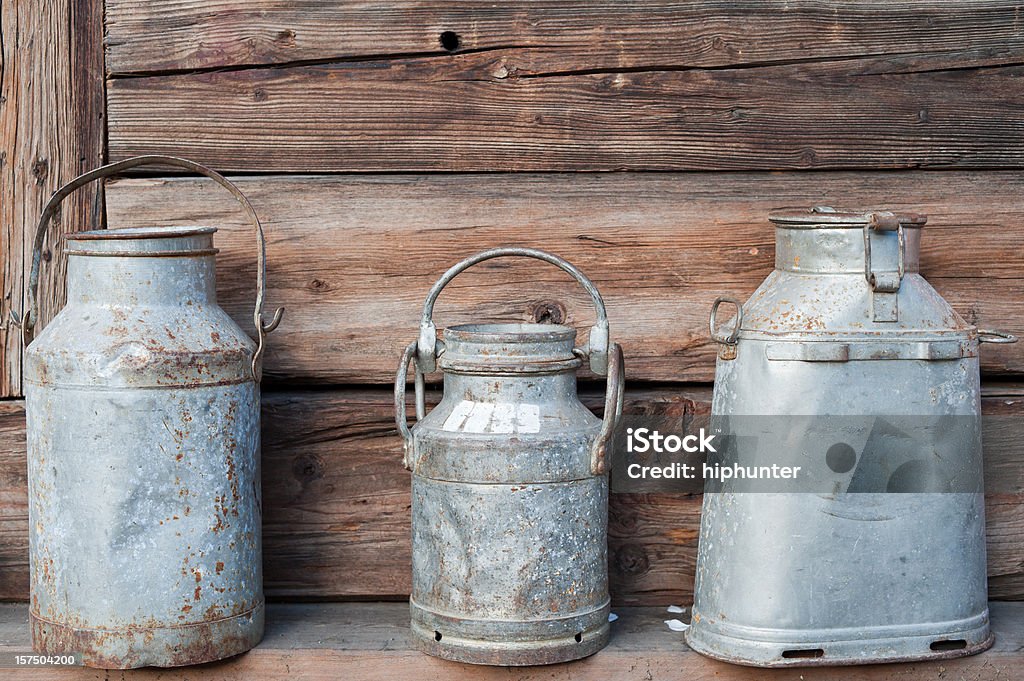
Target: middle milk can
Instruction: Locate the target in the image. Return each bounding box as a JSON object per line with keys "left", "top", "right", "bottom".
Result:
{"left": 687, "top": 207, "right": 1014, "bottom": 666}
{"left": 395, "top": 247, "right": 624, "bottom": 665}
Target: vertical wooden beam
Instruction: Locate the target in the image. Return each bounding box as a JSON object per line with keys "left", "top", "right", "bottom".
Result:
{"left": 0, "top": 0, "right": 105, "bottom": 397}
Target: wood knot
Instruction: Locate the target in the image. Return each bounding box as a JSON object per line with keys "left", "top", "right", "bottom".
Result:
{"left": 531, "top": 300, "right": 566, "bottom": 325}
{"left": 308, "top": 278, "right": 331, "bottom": 292}
{"left": 292, "top": 454, "right": 324, "bottom": 483}
{"left": 276, "top": 29, "right": 297, "bottom": 47}
{"left": 253, "top": 88, "right": 268, "bottom": 102}
{"left": 32, "top": 159, "right": 49, "bottom": 183}
{"left": 613, "top": 543, "right": 650, "bottom": 576}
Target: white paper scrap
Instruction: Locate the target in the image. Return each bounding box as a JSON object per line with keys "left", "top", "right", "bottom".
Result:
{"left": 666, "top": 605, "right": 685, "bottom": 614}
{"left": 608, "top": 613, "right": 619, "bottom": 623}
{"left": 665, "top": 619, "right": 689, "bottom": 632}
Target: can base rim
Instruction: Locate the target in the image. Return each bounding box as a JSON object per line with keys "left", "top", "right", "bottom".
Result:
{"left": 30, "top": 601, "right": 264, "bottom": 669}
{"left": 684, "top": 614, "right": 993, "bottom": 667}
{"left": 410, "top": 618, "right": 609, "bottom": 666}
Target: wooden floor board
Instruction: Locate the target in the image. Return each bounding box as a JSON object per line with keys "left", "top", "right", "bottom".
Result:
{"left": 0, "top": 602, "right": 1021, "bottom": 679}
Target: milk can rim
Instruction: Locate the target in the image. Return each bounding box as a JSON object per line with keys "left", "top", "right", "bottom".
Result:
{"left": 67, "top": 226, "right": 217, "bottom": 241}
{"left": 769, "top": 207, "right": 927, "bottom": 227}
{"left": 445, "top": 323, "right": 577, "bottom": 344}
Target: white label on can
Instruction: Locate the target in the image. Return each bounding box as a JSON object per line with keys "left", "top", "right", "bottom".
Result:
{"left": 442, "top": 400, "right": 475, "bottom": 431}
{"left": 515, "top": 403, "right": 540, "bottom": 434}
{"left": 463, "top": 402, "right": 497, "bottom": 432}
{"left": 490, "top": 402, "right": 517, "bottom": 433}
{"left": 442, "top": 400, "right": 541, "bottom": 434}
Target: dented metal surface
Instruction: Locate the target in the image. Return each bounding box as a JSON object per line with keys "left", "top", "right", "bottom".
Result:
{"left": 22, "top": 157, "right": 281, "bottom": 669}
{"left": 396, "top": 248, "right": 624, "bottom": 666}
{"left": 687, "top": 207, "right": 1011, "bottom": 667}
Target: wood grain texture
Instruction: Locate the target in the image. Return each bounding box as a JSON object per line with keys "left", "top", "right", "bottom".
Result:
{"left": 0, "top": 0, "right": 105, "bottom": 397}
{"left": 106, "top": 48, "right": 1024, "bottom": 172}
{"left": 0, "top": 401, "right": 26, "bottom": 601}
{"left": 1, "top": 387, "right": 1022, "bottom": 604}
{"left": 104, "top": 172, "right": 1024, "bottom": 385}
{"left": 105, "top": 0, "right": 1024, "bottom": 75}
{"left": 2, "top": 601, "right": 1024, "bottom": 679}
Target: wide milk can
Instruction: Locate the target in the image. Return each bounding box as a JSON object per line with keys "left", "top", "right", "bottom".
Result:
{"left": 395, "top": 247, "right": 624, "bottom": 665}
{"left": 686, "top": 207, "right": 1014, "bottom": 666}
{"left": 21, "top": 156, "right": 283, "bottom": 668}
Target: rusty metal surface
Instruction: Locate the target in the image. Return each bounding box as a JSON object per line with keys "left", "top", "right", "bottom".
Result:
{"left": 22, "top": 157, "right": 277, "bottom": 669}
{"left": 395, "top": 249, "right": 623, "bottom": 666}
{"left": 687, "top": 208, "right": 1002, "bottom": 667}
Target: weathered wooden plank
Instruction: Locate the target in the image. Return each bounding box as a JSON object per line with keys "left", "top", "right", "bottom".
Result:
{"left": 2, "top": 601, "right": 1024, "bottom": 679}
{"left": 0, "top": 401, "right": 27, "bottom": 600}
{"left": 104, "top": 173, "right": 1024, "bottom": 385}
{"left": 104, "top": 0, "right": 1024, "bottom": 75}
{"left": 106, "top": 50, "right": 1024, "bottom": 172}
{"left": 0, "top": 0, "right": 105, "bottom": 397}
{"left": 2, "top": 387, "right": 1022, "bottom": 604}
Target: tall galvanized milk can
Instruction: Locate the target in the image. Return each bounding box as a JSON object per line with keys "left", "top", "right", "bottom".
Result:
{"left": 686, "top": 207, "right": 1015, "bottom": 666}
{"left": 20, "top": 156, "right": 284, "bottom": 668}
{"left": 395, "top": 248, "right": 624, "bottom": 665}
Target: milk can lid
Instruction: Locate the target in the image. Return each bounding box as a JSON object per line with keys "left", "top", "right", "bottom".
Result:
{"left": 769, "top": 206, "right": 927, "bottom": 227}
{"left": 65, "top": 226, "right": 217, "bottom": 256}
{"left": 69, "top": 226, "right": 217, "bottom": 240}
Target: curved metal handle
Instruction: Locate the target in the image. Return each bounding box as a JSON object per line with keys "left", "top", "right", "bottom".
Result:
{"left": 978, "top": 329, "right": 1018, "bottom": 344}
{"left": 395, "top": 341, "right": 427, "bottom": 470}
{"left": 709, "top": 297, "right": 743, "bottom": 345}
{"left": 417, "top": 247, "right": 610, "bottom": 375}
{"left": 590, "top": 342, "right": 625, "bottom": 475}
{"left": 19, "top": 155, "right": 284, "bottom": 381}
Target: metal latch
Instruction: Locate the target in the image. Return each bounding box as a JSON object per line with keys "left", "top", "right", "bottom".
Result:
{"left": 863, "top": 211, "right": 906, "bottom": 322}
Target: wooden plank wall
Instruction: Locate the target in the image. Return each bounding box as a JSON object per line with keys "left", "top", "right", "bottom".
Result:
{"left": 2, "top": 1, "right": 1023, "bottom": 606}
{"left": 0, "top": 0, "right": 105, "bottom": 397}
{"left": 102, "top": 173, "right": 1024, "bottom": 384}
{"left": 2, "top": 388, "right": 1023, "bottom": 604}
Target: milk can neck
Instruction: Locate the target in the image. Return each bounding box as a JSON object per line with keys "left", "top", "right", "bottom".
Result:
{"left": 444, "top": 371, "right": 579, "bottom": 404}
{"left": 772, "top": 224, "right": 922, "bottom": 275}
{"left": 64, "top": 227, "right": 218, "bottom": 306}
{"left": 437, "top": 323, "right": 584, "bottom": 400}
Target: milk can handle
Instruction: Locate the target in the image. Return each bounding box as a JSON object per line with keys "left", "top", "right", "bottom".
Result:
{"left": 978, "top": 330, "right": 1018, "bottom": 344}
{"left": 18, "top": 155, "right": 284, "bottom": 381}
{"left": 709, "top": 297, "right": 743, "bottom": 345}
{"left": 591, "top": 342, "right": 625, "bottom": 475}
{"left": 395, "top": 340, "right": 427, "bottom": 470}
{"left": 416, "top": 247, "right": 611, "bottom": 375}
{"left": 398, "top": 247, "right": 621, "bottom": 474}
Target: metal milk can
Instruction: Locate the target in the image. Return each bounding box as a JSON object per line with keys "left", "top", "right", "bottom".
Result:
{"left": 395, "top": 248, "right": 624, "bottom": 666}
{"left": 686, "top": 207, "right": 1016, "bottom": 666}
{"left": 20, "top": 156, "right": 284, "bottom": 668}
